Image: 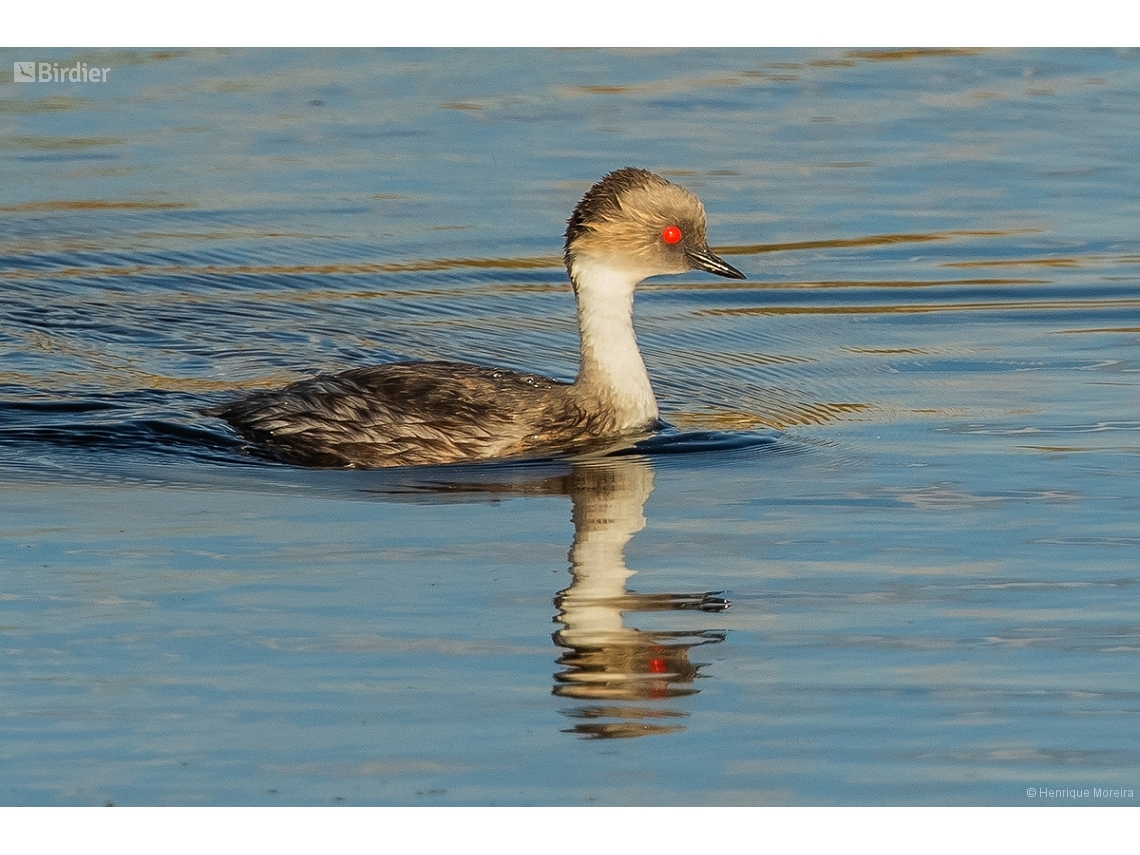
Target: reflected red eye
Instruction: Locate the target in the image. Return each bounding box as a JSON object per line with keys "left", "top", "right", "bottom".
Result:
{"left": 661, "top": 225, "right": 682, "bottom": 244}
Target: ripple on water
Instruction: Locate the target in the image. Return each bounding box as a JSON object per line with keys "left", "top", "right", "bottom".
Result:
{"left": 3, "top": 47, "right": 1140, "bottom": 806}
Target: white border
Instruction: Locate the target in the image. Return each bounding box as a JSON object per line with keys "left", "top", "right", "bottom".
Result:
{"left": 4, "top": 1, "right": 1129, "bottom": 47}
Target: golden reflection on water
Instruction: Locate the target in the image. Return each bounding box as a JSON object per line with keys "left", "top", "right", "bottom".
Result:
{"left": 0, "top": 368, "right": 280, "bottom": 395}
{"left": 672, "top": 401, "right": 873, "bottom": 431}
{"left": 701, "top": 298, "right": 1140, "bottom": 317}
{"left": 671, "top": 410, "right": 774, "bottom": 431}
{"left": 942, "top": 257, "right": 1083, "bottom": 269}
{"left": 0, "top": 199, "right": 190, "bottom": 211}
{"left": 1054, "top": 327, "right": 1140, "bottom": 335}
{"left": 2, "top": 226, "right": 1041, "bottom": 282}
{"left": 845, "top": 48, "right": 984, "bottom": 62}
{"left": 658, "top": 277, "right": 1050, "bottom": 292}
{"left": 0, "top": 256, "right": 563, "bottom": 283}
{"left": 717, "top": 228, "right": 1032, "bottom": 258}
{"left": 0, "top": 135, "right": 127, "bottom": 152}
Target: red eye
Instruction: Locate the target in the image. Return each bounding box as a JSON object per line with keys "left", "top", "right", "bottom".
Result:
{"left": 661, "top": 225, "right": 682, "bottom": 244}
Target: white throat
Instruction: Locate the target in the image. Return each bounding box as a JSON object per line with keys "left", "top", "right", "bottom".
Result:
{"left": 570, "top": 256, "right": 659, "bottom": 429}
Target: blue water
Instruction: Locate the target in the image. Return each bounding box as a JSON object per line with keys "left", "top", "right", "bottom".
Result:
{"left": 2, "top": 48, "right": 1139, "bottom": 806}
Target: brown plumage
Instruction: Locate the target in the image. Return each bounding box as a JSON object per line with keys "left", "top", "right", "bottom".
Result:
{"left": 211, "top": 168, "right": 745, "bottom": 468}
{"left": 212, "top": 362, "right": 614, "bottom": 467}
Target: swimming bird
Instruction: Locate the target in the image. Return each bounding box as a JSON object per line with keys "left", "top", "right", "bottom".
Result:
{"left": 211, "top": 167, "right": 745, "bottom": 467}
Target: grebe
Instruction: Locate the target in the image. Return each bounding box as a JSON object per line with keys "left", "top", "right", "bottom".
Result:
{"left": 211, "top": 167, "right": 745, "bottom": 467}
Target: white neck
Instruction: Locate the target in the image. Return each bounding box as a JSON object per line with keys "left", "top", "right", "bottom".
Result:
{"left": 569, "top": 257, "right": 659, "bottom": 430}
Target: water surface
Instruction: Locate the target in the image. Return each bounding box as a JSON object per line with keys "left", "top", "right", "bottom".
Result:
{"left": 2, "top": 48, "right": 1139, "bottom": 806}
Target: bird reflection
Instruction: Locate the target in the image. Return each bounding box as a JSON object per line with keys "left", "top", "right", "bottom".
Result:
{"left": 259, "top": 448, "right": 730, "bottom": 740}
{"left": 552, "top": 458, "right": 728, "bottom": 739}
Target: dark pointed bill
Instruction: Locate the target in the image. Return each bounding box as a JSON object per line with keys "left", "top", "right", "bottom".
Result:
{"left": 686, "top": 247, "right": 746, "bottom": 280}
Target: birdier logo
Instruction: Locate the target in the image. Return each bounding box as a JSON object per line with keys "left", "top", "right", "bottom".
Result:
{"left": 13, "top": 61, "right": 110, "bottom": 83}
